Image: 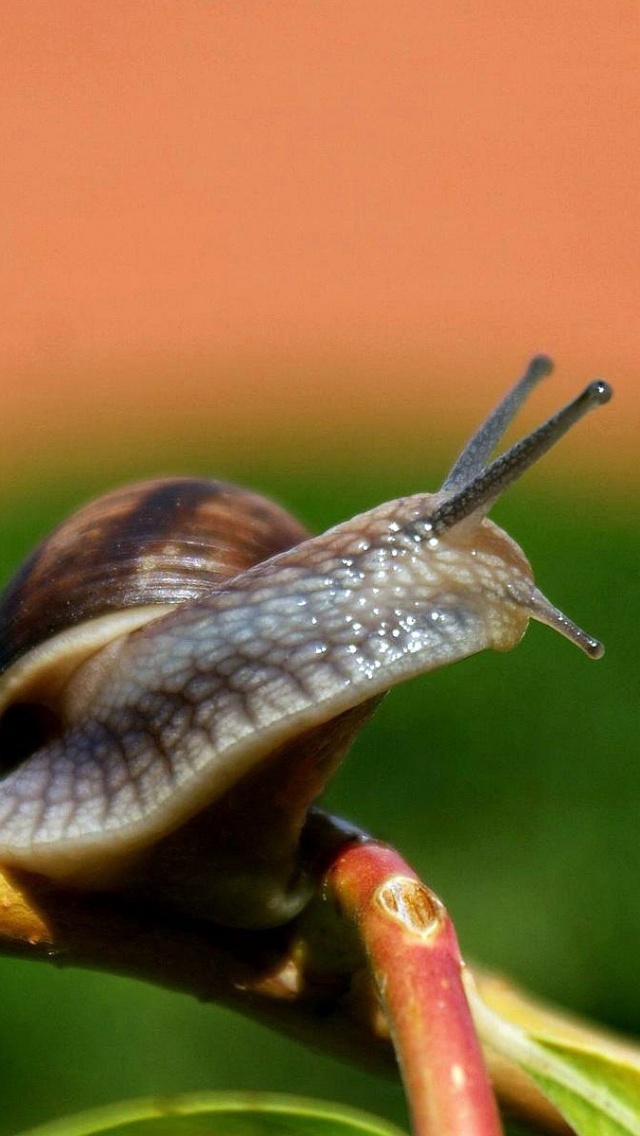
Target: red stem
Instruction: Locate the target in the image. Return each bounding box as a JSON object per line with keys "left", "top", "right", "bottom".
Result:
{"left": 325, "top": 841, "right": 503, "bottom": 1136}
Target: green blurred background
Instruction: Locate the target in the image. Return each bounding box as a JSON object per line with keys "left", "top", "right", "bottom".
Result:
{"left": 0, "top": 436, "right": 635, "bottom": 1136}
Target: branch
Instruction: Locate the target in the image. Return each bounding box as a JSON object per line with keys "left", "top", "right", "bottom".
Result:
{"left": 0, "top": 814, "right": 570, "bottom": 1134}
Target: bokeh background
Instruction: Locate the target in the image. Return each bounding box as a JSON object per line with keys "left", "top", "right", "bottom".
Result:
{"left": 0, "top": 4, "right": 638, "bottom": 1135}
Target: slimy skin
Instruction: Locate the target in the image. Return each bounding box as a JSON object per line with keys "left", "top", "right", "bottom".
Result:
{"left": 0, "top": 360, "right": 611, "bottom": 926}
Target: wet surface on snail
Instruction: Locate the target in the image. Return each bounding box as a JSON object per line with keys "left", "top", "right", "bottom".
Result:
{"left": 0, "top": 495, "right": 531, "bottom": 868}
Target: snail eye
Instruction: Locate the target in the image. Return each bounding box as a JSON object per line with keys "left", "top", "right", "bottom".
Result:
{"left": 0, "top": 703, "right": 61, "bottom": 776}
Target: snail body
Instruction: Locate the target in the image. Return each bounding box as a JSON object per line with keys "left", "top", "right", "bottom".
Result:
{"left": 0, "top": 359, "right": 611, "bottom": 927}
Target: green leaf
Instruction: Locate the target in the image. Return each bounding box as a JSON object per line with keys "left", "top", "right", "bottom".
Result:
{"left": 16, "top": 1093, "right": 409, "bottom": 1136}
{"left": 467, "top": 972, "right": 640, "bottom": 1135}
{"left": 524, "top": 1040, "right": 640, "bottom": 1136}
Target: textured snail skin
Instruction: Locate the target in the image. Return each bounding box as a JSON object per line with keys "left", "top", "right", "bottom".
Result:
{"left": 0, "top": 362, "right": 610, "bottom": 928}
{"left": 0, "top": 491, "right": 533, "bottom": 925}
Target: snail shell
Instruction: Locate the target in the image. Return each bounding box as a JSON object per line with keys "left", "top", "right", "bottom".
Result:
{"left": 0, "top": 360, "right": 611, "bottom": 928}
{"left": 0, "top": 476, "right": 375, "bottom": 926}
{"left": 0, "top": 477, "right": 308, "bottom": 736}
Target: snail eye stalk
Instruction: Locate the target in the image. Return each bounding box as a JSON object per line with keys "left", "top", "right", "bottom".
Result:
{"left": 443, "top": 354, "right": 554, "bottom": 492}
{"left": 430, "top": 370, "right": 611, "bottom": 535}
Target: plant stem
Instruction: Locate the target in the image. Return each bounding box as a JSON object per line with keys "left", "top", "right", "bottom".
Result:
{"left": 325, "top": 840, "right": 503, "bottom": 1136}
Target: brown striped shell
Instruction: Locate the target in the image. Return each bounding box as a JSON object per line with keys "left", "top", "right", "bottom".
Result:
{"left": 0, "top": 477, "right": 309, "bottom": 723}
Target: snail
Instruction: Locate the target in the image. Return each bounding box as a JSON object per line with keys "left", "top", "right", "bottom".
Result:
{"left": 0, "top": 357, "right": 611, "bottom": 930}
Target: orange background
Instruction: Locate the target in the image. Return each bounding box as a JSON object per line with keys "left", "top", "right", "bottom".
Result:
{"left": 1, "top": 2, "right": 637, "bottom": 485}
